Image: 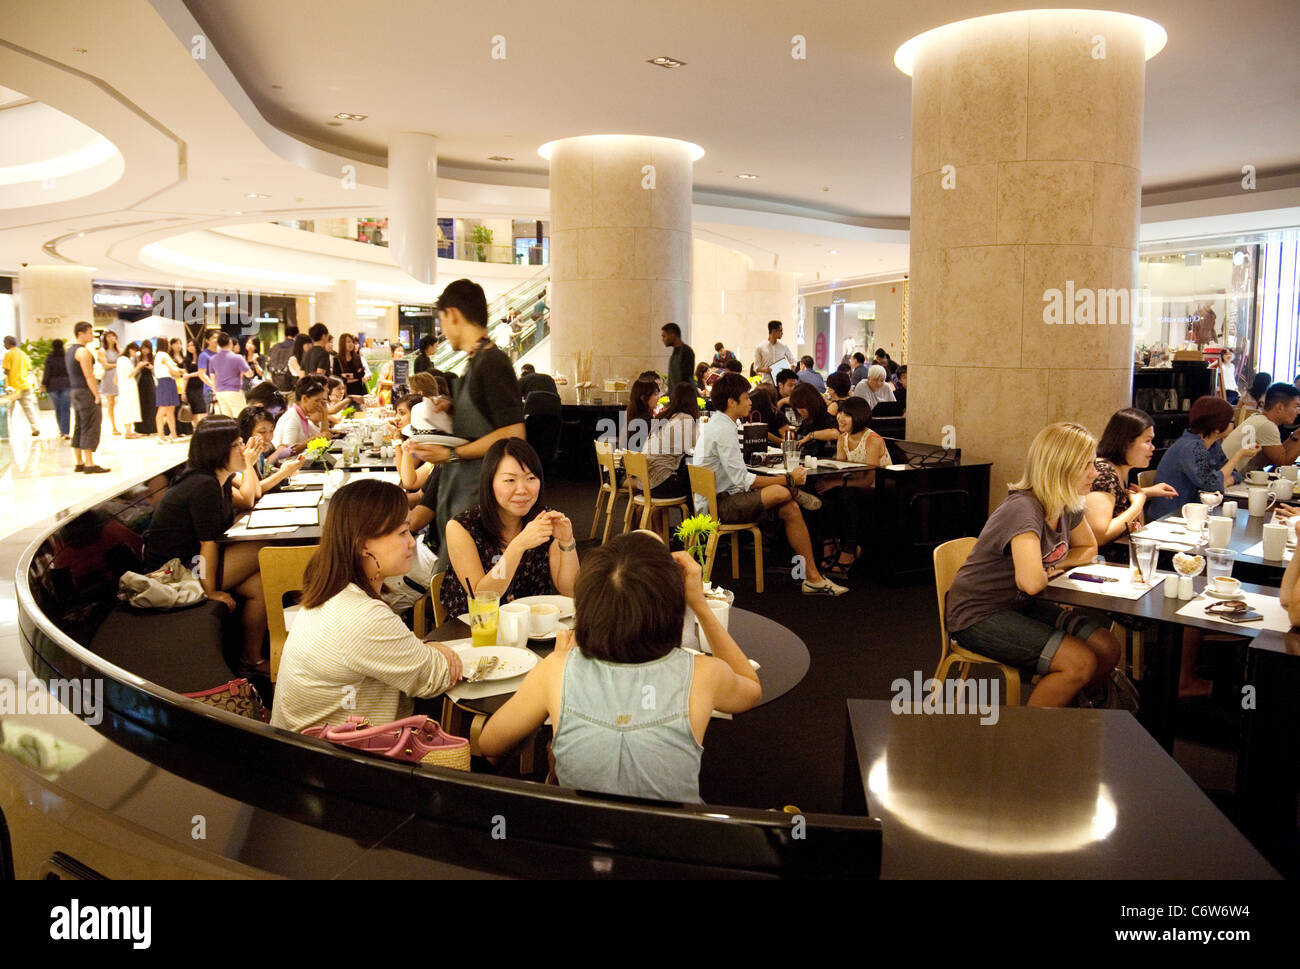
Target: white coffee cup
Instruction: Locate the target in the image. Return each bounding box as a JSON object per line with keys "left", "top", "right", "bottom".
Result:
{"left": 1182, "top": 502, "right": 1208, "bottom": 530}
{"left": 529, "top": 603, "right": 560, "bottom": 637}
{"left": 695, "top": 597, "right": 731, "bottom": 654}
{"left": 1282, "top": 465, "right": 1299, "bottom": 482}
{"left": 1212, "top": 575, "right": 1242, "bottom": 596}
{"left": 1248, "top": 486, "right": 1270, "bottom": 517}
{"left": 1246, "top": 470, "right": 1270, "bottom": 485}
{"left": 1271, "top": 479, "right": 1295, "bottom": 500}
{"left": 1262, "top": 522, "right": 1288, "bottom": 560}
{"left": 1207, "top": 515, "right": 1232, "bottom": 548}
{"left": 498, "top": 603, "right": 531, "bottom": 648}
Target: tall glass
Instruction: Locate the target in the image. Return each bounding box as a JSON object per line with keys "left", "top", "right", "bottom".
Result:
{"left": 468, "top": 590, "right": 500, "bottom": 647}
{"left": 1206, "top": 547, "right": 1236, "bottom": 583}
{"left": 782, "top": 439, "right": 799, "bottom": 471}
{"left": 1129, "top": 537, "right": 1157, "bottom": 585}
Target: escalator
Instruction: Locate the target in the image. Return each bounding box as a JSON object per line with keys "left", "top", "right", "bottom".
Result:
{"left": 431, "top": 268, "right": 550, "bottom": 373}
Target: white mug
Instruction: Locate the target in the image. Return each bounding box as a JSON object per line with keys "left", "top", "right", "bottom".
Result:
{"left": 1248, "top": 486, "right": 1270, "bottom": 517}
{"left": 1262, "top": 523, "right": 1288, "bottom": 560}
{"left": 1207, "top": 515, "right": 1232, "bottom": 548}
{"left": 1182, "top": 502, "right": 1208, "bottom": 530}
{"left": 1270, "top": 479, "right": 1295, "bottom": 500}
{"left": 695, "top": 597, "right": 731, "bottom": 654}
{"left": 498, "top": 603, "right": 531, "bottom": 648}
{"left": 1282, "top": 465, "right": 1300, "bottom": 482}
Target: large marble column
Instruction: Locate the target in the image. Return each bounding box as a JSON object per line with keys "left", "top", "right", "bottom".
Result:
{"left": 314, "top": 279, "right": 357, "bottom": 336}
{"left": 899, "top": 10, "right": 1164, "bottom": 502}
{"left": 17, "top": 265, "right": 93, "bottom": 341}
{"left": 545, "top": 135, "right": 697, "bottom": 389}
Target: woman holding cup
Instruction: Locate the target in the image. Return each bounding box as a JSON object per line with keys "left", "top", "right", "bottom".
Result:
{"left": 1085, "top": 408, "right": 1179, "bottom": 550}
{"left": 1148, "top": 396, "right": 1260, "bottom": 521}
{"left": 440, "top": 438, "right": 579, "bottom": 621}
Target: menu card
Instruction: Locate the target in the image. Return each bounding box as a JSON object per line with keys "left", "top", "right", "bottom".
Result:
{"left": 246, "top": 507, "right": 320, "bottom": 529}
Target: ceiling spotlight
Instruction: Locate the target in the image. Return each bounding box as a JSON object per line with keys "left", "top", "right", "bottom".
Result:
{"left": 737, "top": 173, "right": 759, "bottom": 179}
{"left": 648, "top": 56, "right": 686, "bottom": 68}
{"left": 334, "top": 112, "right": 368, "bottom": 121}
{"left": 488, "top": 155, "right": 514, "bottom": 162}
{"left": 829, "top": 249, "right": 839, "bottom": 254}
{"left": 245, "top": 192, "right": 271, "bottom": 199}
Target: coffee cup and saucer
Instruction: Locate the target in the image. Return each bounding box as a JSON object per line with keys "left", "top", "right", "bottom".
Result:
{"left": 1205, "top": 576, "right": 1243, "bottom": 599}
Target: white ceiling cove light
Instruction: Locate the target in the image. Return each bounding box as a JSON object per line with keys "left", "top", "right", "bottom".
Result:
{"left": 244, "top": 192, "right": 270, "bottom": 199}
{"left": 0, "top": 135, "right": 118, "bottom": 186}
{"left": 647, "top": 56, "right": 686, "bottom": 68}
{"left": 737, "top": 173, "right": 759, "bottom": 179}
{"left": 333, "top": 112, "right": 368, "bottom": 121}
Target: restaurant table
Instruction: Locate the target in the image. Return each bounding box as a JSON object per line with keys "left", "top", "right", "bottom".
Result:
{"left": 427, "top": 607, "right": 810, "bottom": 720}
{"left": 218, "top": 469, "right": 403, "bottom": 545}
{"left": 841, "top": 699, "right": 1278, "bottom": 878}
{"left": 1131, "top": 506, "right": 1292, "bottom": 585}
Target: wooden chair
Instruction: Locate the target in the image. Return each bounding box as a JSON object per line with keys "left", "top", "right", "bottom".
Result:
{"left": 620, "top": 451, "right": 693, "bottom": 542}
{"left": 1136, "top": 470, "right": 1156, "bottom": 489}
{"left": 412, "top": 572, "right": 447, "bottom": 639}
{"left": 591, "top": 441, "right": 629, "bottom": 544}
{"left": 932, "top": 537, "right": 1022, "bottom": 706}
{"left": 258, "top": 545, "right": 319, "bottom": 682}
{"left": 687, "top": 464, "right": 764, "bottom": 593}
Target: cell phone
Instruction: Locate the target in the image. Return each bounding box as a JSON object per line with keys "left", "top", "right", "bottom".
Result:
{"left": 1219, "top": 611, "right": 1264, "bottom": 623}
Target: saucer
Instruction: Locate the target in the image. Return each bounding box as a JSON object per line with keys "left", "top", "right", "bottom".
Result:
{"left": 1205, "top": 586, "right": 1244, "bottom": 599}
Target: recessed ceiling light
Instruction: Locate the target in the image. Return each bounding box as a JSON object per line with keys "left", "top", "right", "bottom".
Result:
{"left": 737, "top": 173, "right": 759, "bottom": 179}
{"left": 245, "top": 192, "right": 270, "bottom": 199}
{"left": 647, "top": 56, "right": 686, "bottom": 68}
{"left": 271, "top": 84, "right": 282, "bottom": 89}
{"left": 334, "top": 112, "right": 368, "bottom": 121}
{"left": 234, "top": 211, "right": 243, "bottom": 215}
{"left": 72, "top": 47, "right": 87, "bottom": 54}
{"left": 829, "top": 249, "right": 839, "bottom": 254}
{"left": 488, "top": 155, "right": 514, "bottom": 162}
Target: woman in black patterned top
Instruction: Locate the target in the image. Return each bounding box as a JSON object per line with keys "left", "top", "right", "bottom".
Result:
{"left": 440, "top": 438, "right": 580, "bottom": 619}
{"left": 1083, "top": 408, "right": 1178, "bottom": 549}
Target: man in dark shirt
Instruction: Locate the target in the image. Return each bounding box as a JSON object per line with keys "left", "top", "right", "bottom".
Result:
{"left": 302, "top": 323, "right": 332, "bottom": 376}
{"left": 850, "top": 352, "right": 870, "bottom": 387}
{"left": 518, "top": 363, "right": 558, "bottom": 399}
{"left": 414, "top": 279, "right": 526, "bottom": 563}
{"left": 661, "top": 322, "right": 695, "bottom": 391}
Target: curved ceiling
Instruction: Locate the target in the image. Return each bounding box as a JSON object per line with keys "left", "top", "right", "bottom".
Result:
{"left": 0, "top": 85, "right": 125, "bottom": 206}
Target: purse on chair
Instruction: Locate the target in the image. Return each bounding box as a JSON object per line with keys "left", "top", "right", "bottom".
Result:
{"left": 303, "top": 715, "right": 470, "bottom": 771}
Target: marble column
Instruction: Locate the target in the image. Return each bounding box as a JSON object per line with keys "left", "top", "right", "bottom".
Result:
{"left": 314, "top": 279, "right": 357, "bottom": 337}
{"left": 17, "top": 265, "right": 94, "bottom": 341}
{"left": 546, "top": 135, "right": 696, "bottom": 390}
{"left": 899, "top": 10, "right": 1163, "bottom": 503}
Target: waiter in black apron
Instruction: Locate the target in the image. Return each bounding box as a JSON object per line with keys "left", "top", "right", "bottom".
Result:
{"left": 410, "top": 279, "right": 526, "bottom": 566}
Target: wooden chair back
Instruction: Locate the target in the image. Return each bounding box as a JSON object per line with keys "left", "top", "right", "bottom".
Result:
{"left": 258, "top": 545, "right": 319, "bottom": 682}
{"left": 932, "top": 537, "right": 977, "bottom": 663}
{"left": 687, "top": 464, "right": 720, "bottom": 520}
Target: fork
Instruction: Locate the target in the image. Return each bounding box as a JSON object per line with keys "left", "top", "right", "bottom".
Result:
{"left": 467, "top": 656, "right": 500, "bottom": 683}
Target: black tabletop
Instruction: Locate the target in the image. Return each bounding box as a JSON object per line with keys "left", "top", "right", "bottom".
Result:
{"left": 428, "top": 607, "right": 811, "bottom": 717}
{"left": 1135, "top": 505, "right": 1291, "bottom": 573}
{"left": 843, "top": 699, "right": 1278, "bottom": 878}
{"left": 1040, "top": 573, "right": 1282, "bottom": 637}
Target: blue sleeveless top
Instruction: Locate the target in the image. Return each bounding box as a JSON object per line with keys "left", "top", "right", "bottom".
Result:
{"left": 552, "top": 648, "right": 703, "bottom": 803}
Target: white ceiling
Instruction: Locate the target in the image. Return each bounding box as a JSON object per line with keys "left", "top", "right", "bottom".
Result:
{"left": 0, "top": 0, "right": 1295, "bottom": 295}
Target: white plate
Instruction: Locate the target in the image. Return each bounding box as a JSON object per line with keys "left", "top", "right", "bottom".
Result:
{"left": 402, "top": 430, "right": 469, "bottom": 446}
{"left": 1204, "top": 586, "right": 1244, "bottom": 599}
{"left": 885, "top": 463, "right": 908, "bottom": 471}
{"left": 450, "top": 645, "right": 539, "bottom": 681}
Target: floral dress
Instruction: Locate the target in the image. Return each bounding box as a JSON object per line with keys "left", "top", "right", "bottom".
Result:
{"left": 1090, "top": 458, "right": 1137, "bottom": 545}
{"left": 440, "top": 505, "right": 559, "bottom": 619}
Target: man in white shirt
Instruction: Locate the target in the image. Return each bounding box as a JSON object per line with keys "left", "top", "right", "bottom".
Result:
{"left": 691, "top": 373, "right": 848, "bottom": 595}
{"left": 1222, "top": 382, "right": 1300, "bottom": 473}
{"left": 852, "top": 365, "right": 898, "bottom": 409}
{"left": 753, "top": 320, "right": 793, "bottom": 385}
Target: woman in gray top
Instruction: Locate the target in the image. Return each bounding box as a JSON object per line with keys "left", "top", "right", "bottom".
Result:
{"left": 944, "top": 422, "right": 1120, "bottom": 707}
{"left": 479, "top": 532, "right": 761, "bottom": 802}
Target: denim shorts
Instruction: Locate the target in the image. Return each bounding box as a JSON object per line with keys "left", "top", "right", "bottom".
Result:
{"left": 952, "top": 600, "right": 1109, "bottom": 675}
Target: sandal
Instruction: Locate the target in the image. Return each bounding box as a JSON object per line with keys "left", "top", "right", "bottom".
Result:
{"left": 819, "top": 538, "right": 840, "bottom": 571}
{"left": 827, "top": 546, "right": 858, "bottom": 577}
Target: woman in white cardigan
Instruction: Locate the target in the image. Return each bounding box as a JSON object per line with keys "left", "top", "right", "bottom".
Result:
{"left": 115, "top": 342, "right": 146, "bottom": 439}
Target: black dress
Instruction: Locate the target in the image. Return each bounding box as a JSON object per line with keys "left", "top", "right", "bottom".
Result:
{"left": 336, "top": 354, "right": 367, "bottom": 396}
{"left": 136, "top": 365, "right": 157, "bottom": 434}
{"left": 439, "top": 505, "right": 558, "bottom": 619}
{"left": 182, "top": 353, "right": 206, "bottom": 414}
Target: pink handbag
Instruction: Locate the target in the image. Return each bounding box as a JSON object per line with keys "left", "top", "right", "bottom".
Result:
{"left": 302, "top": 715, "right": 470, "bottom": 771}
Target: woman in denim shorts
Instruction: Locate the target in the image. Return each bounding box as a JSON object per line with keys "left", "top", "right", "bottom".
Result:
{"left": 944, "top": 422, "right": 1121, "bottom": 707}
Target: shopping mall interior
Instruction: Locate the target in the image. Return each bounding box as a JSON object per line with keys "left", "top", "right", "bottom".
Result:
{"left": 0, "top": 0, "right": 1297, "bottom": 887}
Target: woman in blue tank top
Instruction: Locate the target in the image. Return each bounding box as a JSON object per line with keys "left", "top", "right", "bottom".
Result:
{"left": 479, "top": 532, "right": 762, "bottom": 802}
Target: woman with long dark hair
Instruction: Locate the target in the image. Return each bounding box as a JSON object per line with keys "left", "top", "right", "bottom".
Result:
{"left": 134, "top": 339, "right": 157, "bottom": 436}
{"left": 182, "top": 338, "right": 207, "bottom": 428}
{"left": 153, "top": 337, "right": 184, "bottom": 443}
{"left": 643, "top": 381, "right": 699, "bottom": 498}
{"left": 270, "top": 477, "right": 462, "bottom": 732}
{"left": 42, "top": 337, "right": 73, "bottom": 439}
{"left": 789, "top": 382, "right": 838, "bottom": 458}
{"left": 143, "top": 417, "right": 267, "bottom": 671}
{"left": 97, "top": 330, "right": 122, "bottom": 435}
{"left": 625, "top": 377, "right": 661, "bottom": 445}
{"left": 335, "top": 332, "right": 367, "bottom": 397}
{"left": 440, "top": 438, "right": 579, "bottom": 619}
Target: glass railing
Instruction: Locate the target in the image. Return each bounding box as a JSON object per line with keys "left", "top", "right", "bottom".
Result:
{"left": 270, "top": 220, "right": 548, "bottom": 265}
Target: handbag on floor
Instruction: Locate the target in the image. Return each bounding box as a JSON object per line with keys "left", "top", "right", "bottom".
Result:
{"left": 303, "top": 714, "right": 470, "bottom": 770}
{"left": 184, "top": 678, "right": 269, "bottom": 722}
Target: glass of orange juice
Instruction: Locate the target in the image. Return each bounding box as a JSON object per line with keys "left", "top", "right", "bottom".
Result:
{"left": 468, "top": 590, "right": 500, "bottom": 648}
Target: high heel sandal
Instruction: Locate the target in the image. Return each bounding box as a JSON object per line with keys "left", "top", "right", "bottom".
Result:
{"left": 827, "top": 545, "right": 858, "bottom": 577}
{"left": 819, "top": 538, "right": 840, "bottom": 571}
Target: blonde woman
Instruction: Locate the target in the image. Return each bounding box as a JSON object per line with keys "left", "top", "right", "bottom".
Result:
{"left": 944, "top": 422, "right": 1120, "bottom": 707}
